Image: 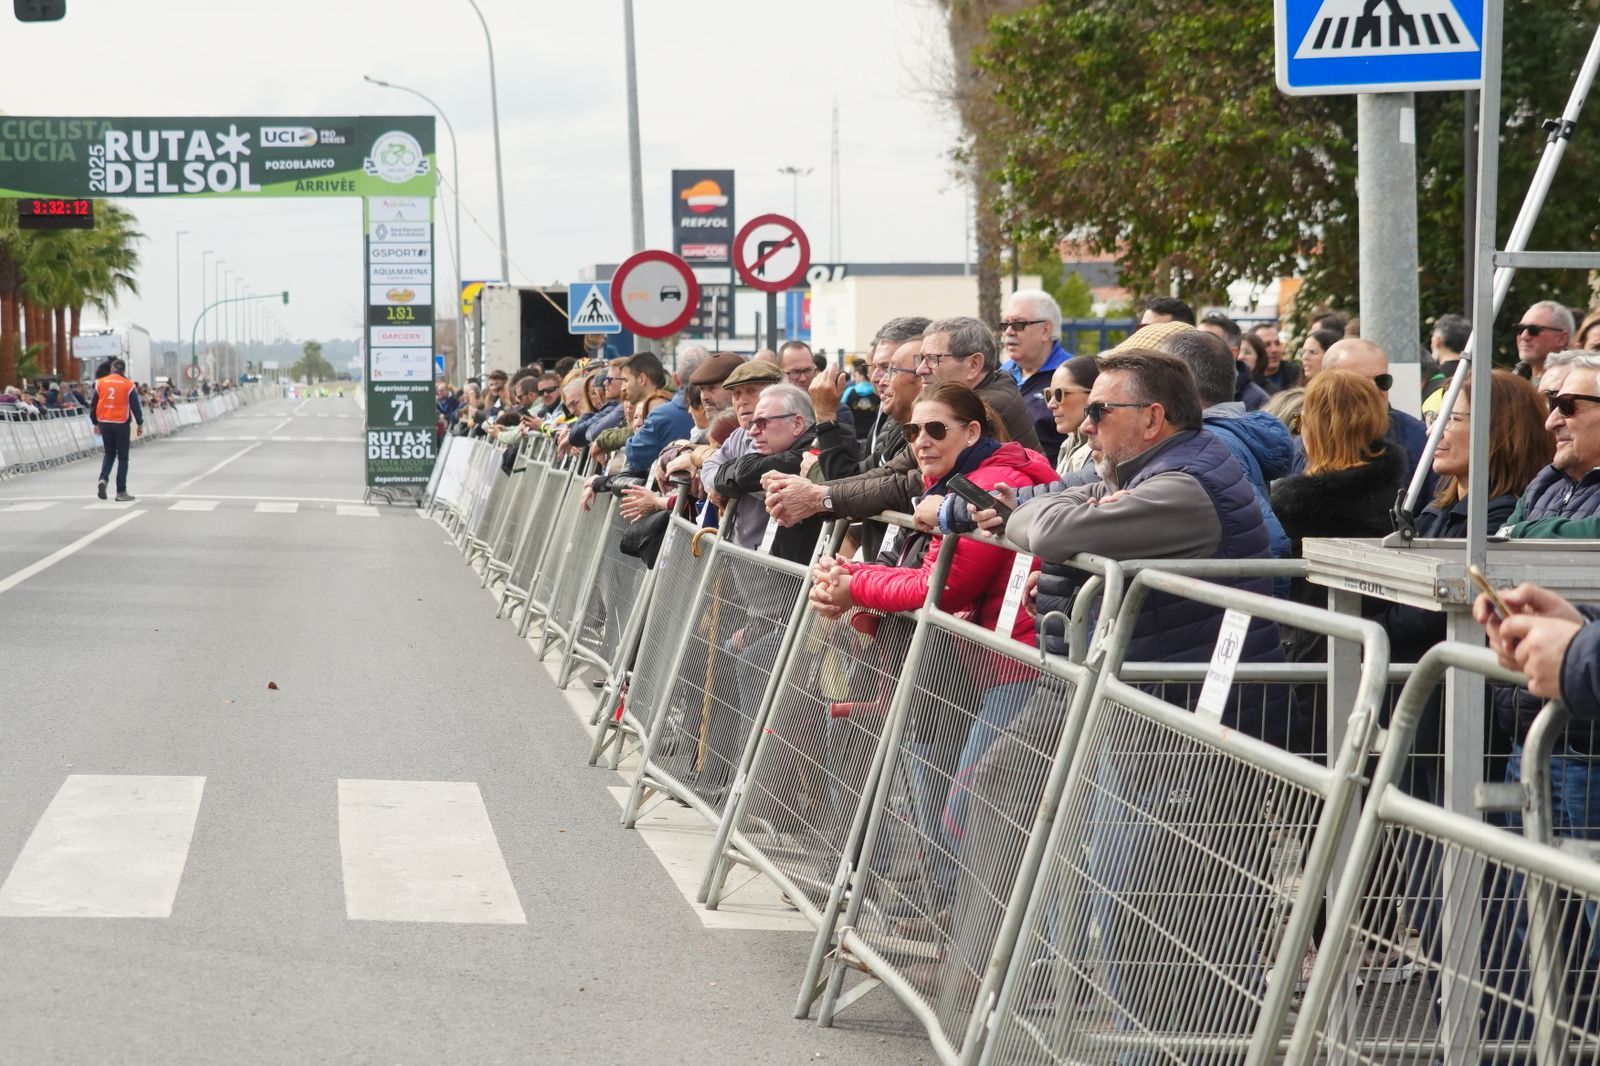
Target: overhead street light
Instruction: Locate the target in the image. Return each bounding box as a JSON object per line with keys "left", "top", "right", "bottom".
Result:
{"left": 777, "top": 165, "right": 813, "bottom": 222}
{"left": 365, "top": 73, "right": 466, "bottom": 384}
{"left": 465, "top": 0, "right": 512, "bottom": 284}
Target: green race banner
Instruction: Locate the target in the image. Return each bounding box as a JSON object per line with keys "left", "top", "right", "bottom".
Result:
{"left": 0, "top": 116, "right": 435, "bottom": 198}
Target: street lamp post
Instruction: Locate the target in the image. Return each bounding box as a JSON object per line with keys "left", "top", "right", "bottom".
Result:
{"left": 623, "top": 0, "right": 646, "bottom": 254}
{"left": 465, "top": 0, "right": 511, "bottom": 284}
{"left": 777, "top": 166, "right": 812, "bottom": 221}
{"left": 200, "top": 250, "right": 212, "bottom": 355}
{"left": 364, "top": 73, "right": 466, "bottom": 386}
{"left": 175, "top": 230, "right": 189, "bottom": 365}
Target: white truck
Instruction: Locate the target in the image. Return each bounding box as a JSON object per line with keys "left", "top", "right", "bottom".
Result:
{"left": 73, "top": 324, "right": 152, "bottom": 384}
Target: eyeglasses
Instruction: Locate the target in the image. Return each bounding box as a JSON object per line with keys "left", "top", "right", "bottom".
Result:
{"left": 1443, "top": 410, "right": 1470, "bottom": 427}
{"left": 538, "top": 385, "right": 560, "bottom": 395}
{"left": 1370, "top": 373, "right": 1393, "bottom": 392}
{"left": 1516, "top": 323, "right": 1568, "bottom": 337}
{"left": 750, "top": 413, "right": 800, "bottom": 433}
{"left": 883, "top": 365, "right": 921, "bottom": 378}
{"left": 1542, "top": 389, "right": 1561, "bottom": 406}
{"left": 999, "top": 318, "right": 1046, "bottom": 332}
{"left": 604, "top": 375, "right": 625, "bottom": 383}
{"left": 917, "top": 351, "right": 966, "bottom": 365}
{"left": 901, "top": 419, "right": 973, "bottom": 443}
{"left": 1045, "top": 385, "right": 1089, "bottom": 405}
{"left": 784, "top": 370, "right": 814, "bottom": 382}
{"left": 1084, "top": 401, "right": 1152, "bottom": 424}
{"left": 1550, "top": 393, "right": 1600, "bottom": 417}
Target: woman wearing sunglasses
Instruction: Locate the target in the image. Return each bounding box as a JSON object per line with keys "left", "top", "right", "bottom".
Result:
{"left": 1046, "top": 355, "right": 1099, "bottom": 477}
{"left": 808, "top": 382, "right": 1056, "bottom": 918}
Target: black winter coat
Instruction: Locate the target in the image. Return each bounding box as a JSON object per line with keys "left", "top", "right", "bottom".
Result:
{"left": 1270, "top": 441, "right": 1406, "bottom": 555}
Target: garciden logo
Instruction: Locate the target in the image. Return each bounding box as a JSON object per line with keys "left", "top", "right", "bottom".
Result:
{"left": 260, "top": 126, "right": 318, "bottom": 148}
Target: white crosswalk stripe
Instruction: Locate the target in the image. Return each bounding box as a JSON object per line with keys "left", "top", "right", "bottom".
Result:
{"left": 0, "top": 775, "right": 206, "bottom": 918}
{"left": 0, "top": 775, "right": 528, "bottom": 924}
{"left": 336, "top": 504, "right": 380, "bottom": 518}
{"left": 254, "top": 501, "right": 299, "bottom": 513}
{"left": 169, "top": 499, "right": 219, "bottom": 511}
{"left": 0, "top": 501, "right": 54, "bottom": 512}
{"left": 338, "top": 780, "right": 527, "bottom": 924}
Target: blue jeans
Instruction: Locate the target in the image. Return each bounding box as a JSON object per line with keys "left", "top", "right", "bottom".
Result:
{"left": 1482, "top": 743, "right": 1600, "bottom": 1039}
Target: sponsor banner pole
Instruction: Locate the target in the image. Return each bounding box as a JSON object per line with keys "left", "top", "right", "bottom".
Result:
{"left": 364, "top": 191, "right": 438, "bottom": 499}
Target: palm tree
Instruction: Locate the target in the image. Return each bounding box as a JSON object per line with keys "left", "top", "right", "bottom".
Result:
{"left": 0, "top": 200, "right": 142, "bottom": 387}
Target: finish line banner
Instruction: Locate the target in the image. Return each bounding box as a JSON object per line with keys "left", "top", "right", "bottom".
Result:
{"left": 0, "top": 116, "right": 435, "bottom": 198}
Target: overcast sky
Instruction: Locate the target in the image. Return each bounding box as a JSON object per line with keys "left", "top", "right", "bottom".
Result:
{"left": 3, "top": 0, "right": 969, "bottom": 343}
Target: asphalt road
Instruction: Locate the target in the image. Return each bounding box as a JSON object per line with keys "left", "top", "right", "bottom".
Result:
{"left": 0, "top": 394, "right": 928, "bottom": 1065}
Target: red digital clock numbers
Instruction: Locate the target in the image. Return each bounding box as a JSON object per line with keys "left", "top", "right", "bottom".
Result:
{"left": 15, "top": 198, "right": 95, "bottom": 230}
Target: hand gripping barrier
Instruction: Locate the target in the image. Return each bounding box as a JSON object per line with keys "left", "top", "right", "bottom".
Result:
{"left": 795, "top": 548, "right": 1102, "bottom": 1065}
{"left": 588, "top": 511, "right": 707, "bottom": 768}
{"left": 618, "top": 511, "right": 817, "bottom": 832}
{"left": 1286, "top": 646, "right": 1600, "bottom": 1066}
{"left": 977, "top": 568, "right": 1390, "bottom": 1066}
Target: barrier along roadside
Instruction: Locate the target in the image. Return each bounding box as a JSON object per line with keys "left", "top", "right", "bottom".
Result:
{"left": 0, "top": 384, "right": 269, "bottom": 480}
{"left": 425, "top": 434, "right": 1600, "bottom": 1065}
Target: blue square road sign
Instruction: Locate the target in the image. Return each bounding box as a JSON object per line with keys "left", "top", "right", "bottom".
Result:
{"left": 1276, "top": 0, "right": 1484, "bottom": 95}
{"left": 568, "top": 281, "right": 622, "bottom": 336}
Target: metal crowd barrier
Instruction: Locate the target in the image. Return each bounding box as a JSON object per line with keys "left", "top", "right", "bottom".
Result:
{"left": 419, "top": 450, "right": 1600, "bottom": 1064}
{"left": 1287, "top": 644, "right": 1600, "bottom": 1065}
{"left": 620, "top": 503, "right": 817, "bottom": 833}
{"left": 976, "top": 568, "right": 1390, "bottom": 1066}
{"left": 588, "top": 511, "right": 709, "bottom": 767}
{"left": 1, "top": 386, "right": 267, "bottom": 479}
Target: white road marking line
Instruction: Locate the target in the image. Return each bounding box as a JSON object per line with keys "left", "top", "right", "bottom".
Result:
{"left": 84, "top": 501, "right": 137, "bottom": 510}
{"left": 336, "top": 504, "right": 380, "bottom": 518}
{"left": 0, "top": 501, "right": 54, "bottom": 512}
{"left": 0, "top": 775, "right": 206, "bottom": 918}
{"left": 165, "top": 441, "right": 262, "bottom": 495}
{"left": 292, "top": 399, "right": 311, "bottom": 415}
{"left": 337, "top": 780, "right": 527, "bottom": 924}
{"left": 254, "top": 501, "right": 299, "bottom": 513}
{"left": 264, "top": 418, "right": 293, "bottom": 436}
{"left": 168, "top": 499, "right": 219, "bottom": 512}
{"left": 0, "top": 510, "right": 145, "bottom": 597}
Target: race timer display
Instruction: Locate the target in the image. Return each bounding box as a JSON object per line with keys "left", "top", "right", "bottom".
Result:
{"left": 17, "top": 198, "right": 95, "bottom": 230}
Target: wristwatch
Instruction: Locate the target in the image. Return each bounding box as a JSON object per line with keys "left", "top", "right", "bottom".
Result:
{"left": 821, "top": 488, "right": 835, "bottom": 513}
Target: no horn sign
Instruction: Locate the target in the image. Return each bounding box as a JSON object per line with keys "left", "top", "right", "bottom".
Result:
{"left": 1275, "top": 0, "right": 1484, "bottom": 94}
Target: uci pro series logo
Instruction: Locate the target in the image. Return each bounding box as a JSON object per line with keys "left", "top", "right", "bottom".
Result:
{"left": 364, "top": 131, "right": 430, "bottom": 184}
{"left": 260, "top": 126, "right": 318, "bottom": 148}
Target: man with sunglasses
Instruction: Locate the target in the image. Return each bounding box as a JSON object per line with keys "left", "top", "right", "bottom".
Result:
{"left": 1514, "top": 300, "right": 1575, "bottom": 387}
{"left": 564, "top": 357, "right": 629, "bottom": 454}
{"left": 998, "top": 290, "right": 1072, "bottom": 465}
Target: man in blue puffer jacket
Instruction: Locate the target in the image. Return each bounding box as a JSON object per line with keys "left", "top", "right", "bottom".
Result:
{"left": 1166, "top": 328, "right": 1293, "bottom": 561}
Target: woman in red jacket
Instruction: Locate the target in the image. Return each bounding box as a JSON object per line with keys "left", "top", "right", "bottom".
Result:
{"left": 808, "top": 381, "right": 1057, "bottom": 921}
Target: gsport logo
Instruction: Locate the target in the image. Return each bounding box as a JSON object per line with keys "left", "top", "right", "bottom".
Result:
{"left": 260, "top": 126, "right": 318, "bottom": 148}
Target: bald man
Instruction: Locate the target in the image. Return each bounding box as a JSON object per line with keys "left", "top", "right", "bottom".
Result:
{"left": 1301, "top": 338, "right": 1435, "bottom": 499}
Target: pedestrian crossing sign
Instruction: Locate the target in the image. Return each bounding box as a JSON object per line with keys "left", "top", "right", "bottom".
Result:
{"left": 567, "top": 281, "right": 622, "bottom": 335}
{"left": 1276, "top": 0, "right": 1483, "bottom": 95}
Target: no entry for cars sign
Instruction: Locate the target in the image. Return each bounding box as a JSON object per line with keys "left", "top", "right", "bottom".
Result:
{"left": 611, "top": 250, "right": 699, "bottom": 339}
{"left": 733, "top": 214, "right": 811, "bottom": 294}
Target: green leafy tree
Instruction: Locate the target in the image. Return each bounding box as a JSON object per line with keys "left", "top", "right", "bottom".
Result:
{"left": 290, "top": 340, "right": 334, "bottom": 384}
{"left": 977, "top": 0, "right": 1598, "bottom": 359}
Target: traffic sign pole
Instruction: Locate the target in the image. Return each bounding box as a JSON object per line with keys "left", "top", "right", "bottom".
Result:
{"left": 1357, "top": 91, "right": 1422, "bottom": 415}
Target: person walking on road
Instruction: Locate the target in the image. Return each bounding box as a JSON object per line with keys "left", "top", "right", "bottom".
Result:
{"left": 91, "top": 358, "right": 144, "bottom": 501}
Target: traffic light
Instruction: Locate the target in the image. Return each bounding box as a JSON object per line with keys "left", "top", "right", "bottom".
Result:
{"left": 281, "top": 291, "right": 290, "bottom": 305}
{"left": 14, "top": 1, "right": 65, "bottom": 21}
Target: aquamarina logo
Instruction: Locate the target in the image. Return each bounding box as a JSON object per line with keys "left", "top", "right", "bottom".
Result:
{"left": 363, "top": 131, "right": 429, "bottom": 185}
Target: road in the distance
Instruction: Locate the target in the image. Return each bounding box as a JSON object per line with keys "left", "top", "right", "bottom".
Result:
{"left": 0, "top": 393, "right": 927, "bottom": 1065}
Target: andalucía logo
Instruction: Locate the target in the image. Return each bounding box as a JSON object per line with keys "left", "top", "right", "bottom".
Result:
{"left": 364, "top": 131, "right": 430, "bottom": 184}
{"left": 680, "top": 179, "right": 728, "bottom": 214}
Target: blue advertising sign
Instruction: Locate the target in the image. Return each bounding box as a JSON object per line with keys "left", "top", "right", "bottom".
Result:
{"left": 1276, "top": 0, "right": 1483, "bottom": 95}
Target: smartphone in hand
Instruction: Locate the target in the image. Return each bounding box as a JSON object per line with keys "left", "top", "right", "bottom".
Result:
{"left": 1469, "top": 565, "right": 1512, "bottom": 621}
{"left": 948, "top": 474, "right": 1013, "bottom": 518}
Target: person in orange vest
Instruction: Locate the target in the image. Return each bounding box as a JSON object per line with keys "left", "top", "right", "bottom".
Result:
{"left": 90, "top": 358, "right": 144, "bottom": 501}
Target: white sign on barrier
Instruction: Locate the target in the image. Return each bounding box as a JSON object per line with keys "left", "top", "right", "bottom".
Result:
{"left": 1196, "top": 608, "right": 1253, "bottom": 721}
{"left": 995, "top": 552, "right": 1034, "bottom": 635}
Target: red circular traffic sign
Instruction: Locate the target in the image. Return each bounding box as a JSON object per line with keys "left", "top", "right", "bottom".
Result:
{"left": 611, "top": 250, "right": 699, "bottom": 339}
{"left": 733, "top": 214, "right": 811, "bottom": 293}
